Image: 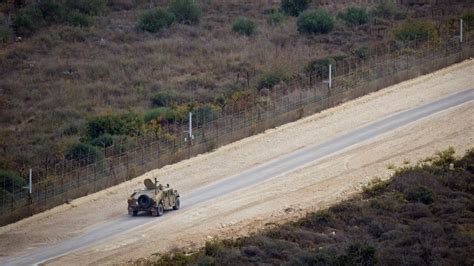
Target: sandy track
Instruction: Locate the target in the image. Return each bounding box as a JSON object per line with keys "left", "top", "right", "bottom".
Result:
{"left": 0, "top": 59, "right": 473, "bottom": 264}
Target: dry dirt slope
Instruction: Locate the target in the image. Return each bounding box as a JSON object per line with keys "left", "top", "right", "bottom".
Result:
{"left": 0, "top": 59, "right": 473, "bottom": 264}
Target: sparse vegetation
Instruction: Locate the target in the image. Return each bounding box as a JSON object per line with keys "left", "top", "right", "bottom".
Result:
{"left": 137, "top": 9, "right": 175, "bottom": 33}
{"left": 338, "top": 6, "right": 369, "bottom": 26}
{"left": 305, "top": 57, "right": 336, "bottom": 78}
{"left": 148, "top": 148, "right": 474, "bottom": 265}
{"left": 297, "top": 9, "right": 334, "bottom": 34}
{"left": 168, "top": 0, "right": 201, "bottom": 25}
{"left": 232, "top": 17, "right": 256, "bottom": 36}
{"left": 281, "top": 0, "right": 311, "bottom": 17}
{"left": 0, "top": 0, "right": 472, "bottom": 201}
{"left": 65, "top": 143, "right": 102, "bottom": 164}
{"left": 392, "top": 20, "right": 437, "bottom": 43}
{"left": 266, "top": 11, "right": 285, "bottom": 26}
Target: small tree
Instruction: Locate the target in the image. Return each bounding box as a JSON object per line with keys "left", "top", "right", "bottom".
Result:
{"left": 232, "top": 17, "right": 256, "bottom": 36}
{"left": 66, "top": 143, "right": 103, "bottom": 164}
{"left": 168, "top": 0, "right": 201, "bottom": 25}
{"left": 338, "top": 7, "right": 369, "bottom": 26}
{"left": 297, "top": 9, "right": 334, "bottom": 34}
{"left": 281, "top": 0, "right": 311, "bottom": 17}
{"left": 137, "top": 9, "right": 175, "bottom": 33}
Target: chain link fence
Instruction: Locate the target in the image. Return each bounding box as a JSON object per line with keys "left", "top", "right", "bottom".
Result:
{"left": 1, "top": 35, "right": 472, "bottom": 225}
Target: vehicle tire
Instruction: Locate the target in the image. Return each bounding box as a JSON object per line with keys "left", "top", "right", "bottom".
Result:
{"left": 173, "top": 197, "right": 180, "bottom": 210}
{"left": 137, "top": 195, "right": 151, "bottom": 209}
{"left": 132, "top": 210, "right": 138, "bottom": 217}
{"left": 156, "top": 203, "right": 164, "bottom": 217}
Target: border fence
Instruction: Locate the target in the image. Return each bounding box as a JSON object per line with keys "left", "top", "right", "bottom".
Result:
{"left": 1, "top": 35, "right": 473, "bottom": 225}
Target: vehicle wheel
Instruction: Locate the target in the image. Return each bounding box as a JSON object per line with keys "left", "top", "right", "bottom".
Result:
{"left": 156, "top": 203, "right": 164, "bottom": 217}
{"left": 132, "top": 211, "right": 138, "bottom": 217}
{"left": 173, "top": 197, "right": 180, "bottom": 210}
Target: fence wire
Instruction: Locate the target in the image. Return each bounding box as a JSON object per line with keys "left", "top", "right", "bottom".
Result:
{"left": 1, "top": 36, "right": 472, "bottom": 224}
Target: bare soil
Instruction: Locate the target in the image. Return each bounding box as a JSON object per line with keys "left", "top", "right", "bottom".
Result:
{"left": 0, "top": 59, "right": 473, "bottom": 264}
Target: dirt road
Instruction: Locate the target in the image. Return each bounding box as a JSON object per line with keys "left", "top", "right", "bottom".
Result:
{"left": 0, "top": 60, "right": 473, "bottom": 265}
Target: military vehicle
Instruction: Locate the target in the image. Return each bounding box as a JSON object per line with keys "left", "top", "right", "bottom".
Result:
{"left": 128, "top": 178, "right": 180, "bottom": 216}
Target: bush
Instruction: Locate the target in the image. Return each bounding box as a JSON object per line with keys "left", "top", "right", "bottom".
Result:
{"left": 338, "top": 243, "right": 377, "bottom": 265}
{"left": 90, "top": 134, "right": 114, "bottom": 147}
{"left": 137, "top": 8, "right": 175, "bottom": 33}
{"left": 338, "top": 7, "right": 369, "bottom": 26}
{"left": 257, "top": 69, "right": 290, "bottom": 90}
{"left": 353, "top": 46, "right": 370, "bottom": 60}
{"left": 305, "top": 57, "right": 335, "bottom": 78}
{"left": 66, "top": 10, "right": 94, "bottom": 27}
{"left": 297, "top": 9, "right": 334, "bottom": 34}
{"left": 372, "top": 2, "right": 403, "bottom": 20}
{"left": 462, "top": 11, "right": 474, "bottom": 29}
{"left": 0, "top": 169, "right": 25, "bottom": 193}
{"left": 64, "top": 0, "right": 106, "bottom": 16}
{"left": 86, "top": 112, "right": 143, "bottom": 139}
{"left": 151, "top": 91, "right": 175, "bottom": 107}
{"left": 144, "top": 107, "right": 177, "bottom": 123}
{"left": 13, "top": 6, "right": 44, "bottom": 35}
{"left": 63, "top": 124, "right": 79, "bottom": 136}
{"left": 281, "top": 0, "right": 311, "bottom": 17}
{"left": 266, "top": 11, "right": 285, "bottom": 26}
{"left": 232, "top": 17, "right": 256, "bottom": 36}
{"left": 0, "top": 24, "right": 13, "bottom": 44}
{"left": 168, "top": 0, "right": 201, "bottom": 25}
{"left": 392, "top": 20, "right": 437, "bottom": 44}
{"left": 405, "top": 186, "right": 434, "bottom": 204}
{"left": 37, "top": 0, "right": 65, "bottom": 23}
{"left": 66, "top": 143, "right": 103, "bottom": 164}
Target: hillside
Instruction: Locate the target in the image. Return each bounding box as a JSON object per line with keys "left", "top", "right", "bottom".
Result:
{"left": 0, "top": 1, "right": 472, "bottom": 175}
{"left": 139, "top": 148, "right": 474, "bottom": 265}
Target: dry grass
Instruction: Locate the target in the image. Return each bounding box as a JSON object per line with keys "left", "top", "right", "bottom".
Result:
{"left": 0, "top": 0, "right": 471, "bottom": 171}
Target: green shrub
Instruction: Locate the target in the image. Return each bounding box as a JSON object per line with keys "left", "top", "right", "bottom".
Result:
{"left": 64, "top": 0, "right": 106, "bottom": 16}
{"left": 257, "top": 68, "right": 291, "bottom": 90}
{"left": 338, "top": 7, "right": 369, "bottom": 26}
{"left": 144, "top": 107, "right": 177, "bottom": 123}
{"left": 63, "top": 124, "right": 79, "bottom": 136}
{"left": 0, "top": 169, "right": 25, "bottom": 193}
{"left": 66, "top": 143, "right": 103, "bottom": 164}
{"left": 151, "top": 91, "right": 175, "bottom": 107}
{"left": 372, "top": 2, "right": 403, "bottom": 20}
{"left": 363, "top": 178, "right": 389, "bottom": 197}
{"left": 305, "top": 57, "right": 335, "bottom": 78}
{"left": 137, "top": 9, "right": 175, "bottom": 33}
{"left": 66, "top": 10, "right": 94, "bottom": 27}
{"left": 193, "top": 104, "right": 218, "bottom": 123}
{"left": 405, "top": 186, "right": 434, "bottom": 204}
{"left": 232, "top": 17, "right": 256, "bottom": 36}
{"left": 37, "top": 0, "right": 65, "bottom": 23}
{"left": 90, "top": 134, "right": 114, "bottom": 147}
{"left": 13, "top": 6, "right": 44, "bottom": 35}
{"left": 86, "top": 112, "right": 143, "bottom": 139}
{"left": 353, "top": 46, "right": 370, "bottom": 60}
{"left": 0, "top": 24, "right": 13, "bottom": 44}
{"left": 461, "top": 11, "right": 474, "bottom": 29}
{"left": 337, "top": 243, "right": 377, "bottom": 266}
{"left": 392, "top": 20, "right": 437, "bottom": 43}
{"left": 266, "top": 11, "right": 286, "bottom": 26}
{"left": 297, "top": 9, "right": 334, "bottom": 34}
{"left": 168, "top": 0, "right": 201, "bottom": 25}
{"left": 204, "top": 240, "right": 223, "bottom": 256}
{"left": 281, "top": 0, "right": 311, "bottom": 17}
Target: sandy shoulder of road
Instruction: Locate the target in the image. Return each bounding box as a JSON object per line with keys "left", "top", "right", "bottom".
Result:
{"left": 0, "top": 59, "right": 473, "bottom": 262}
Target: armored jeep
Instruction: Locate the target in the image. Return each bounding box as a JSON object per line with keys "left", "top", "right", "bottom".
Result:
{"left": 128, "top": 178, "right": 180, "bottom": 216}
